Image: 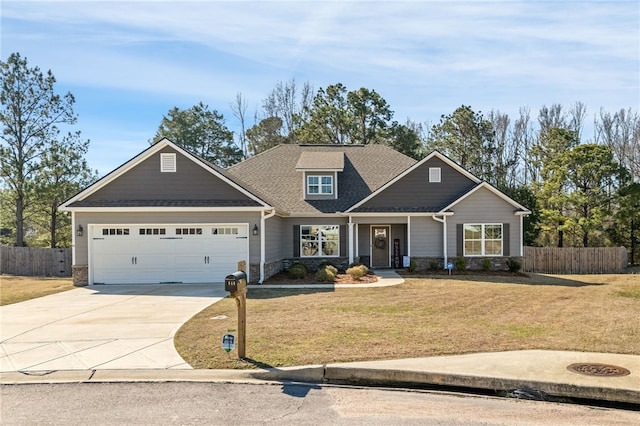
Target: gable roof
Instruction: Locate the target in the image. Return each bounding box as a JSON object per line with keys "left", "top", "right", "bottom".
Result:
{"left": 442, "top": 182, "right": 532, "bottom": 214}
{"left": 60, "top": 138, "right": 271, "bottom": 210}
{"left": 346, "top": 151, "right": 481, "bottom": 213}
{"left": 226, "top": 144, "right": 416, "bottom": 215}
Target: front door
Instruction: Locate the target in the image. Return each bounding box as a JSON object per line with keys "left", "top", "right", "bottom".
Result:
{"left": 371, "top": 226, "right": 390, "bottom": 268}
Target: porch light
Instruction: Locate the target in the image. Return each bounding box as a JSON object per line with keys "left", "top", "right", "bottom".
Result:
{"left": 253, "top": 224, "right": 259, "bottom": 236}
{"left": 76, "top": 225, "right": 83, "bottom": 237}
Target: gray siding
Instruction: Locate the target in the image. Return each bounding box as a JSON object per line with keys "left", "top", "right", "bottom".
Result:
{"left": 84, "top": 147, "right": 255, "bottom": 202}
{"left": 357, "top": 157, "right": 477, "bottom": 211}
{"left": 75, "top": 211, "right": 262, "bottom": 265}
{"left": 409, "top": 216, "right": 442, "bottom": 256}
{"left": 446, "top": 187, "right": 521, "bottom": 257}
{"left": 264, "top": 215, "right": 286, "bottom": 262}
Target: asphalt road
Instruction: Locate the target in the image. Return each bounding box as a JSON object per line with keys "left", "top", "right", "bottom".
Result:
{"left": 1, "top": 382, "right": 636, "bottom": 425}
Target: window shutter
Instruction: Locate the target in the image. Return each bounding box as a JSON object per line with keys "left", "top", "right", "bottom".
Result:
{"left": 293, "top": 225, "right": 300, "bottom": 257}
{"left": 456, "top": 224, "right": 463, "bottom": 257}
{"left": 339, "top": 225, "right": 347, "bottom": 257}
{"left": 503, "top": 223, "right": 510, "bottom": 256}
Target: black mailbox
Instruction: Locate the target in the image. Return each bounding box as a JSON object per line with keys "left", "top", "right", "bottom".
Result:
{"left": 225, "top": 271, "right": 247, "bottom": 292}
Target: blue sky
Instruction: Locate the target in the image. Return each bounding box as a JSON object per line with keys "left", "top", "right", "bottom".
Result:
{"left": 3, "top": 0, "right": 639, "bottom": 175}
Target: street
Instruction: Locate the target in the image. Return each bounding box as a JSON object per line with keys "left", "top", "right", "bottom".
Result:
{"left": 1, "top": 382, "right": 636, "bottom": 425}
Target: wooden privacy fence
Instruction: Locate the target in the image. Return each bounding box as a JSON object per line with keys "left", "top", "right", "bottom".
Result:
{"left": 522, "top": 246, "right": 628, "bottom": 274}
{"left": 0, "top": 246, "right": 72, "bottom": 277}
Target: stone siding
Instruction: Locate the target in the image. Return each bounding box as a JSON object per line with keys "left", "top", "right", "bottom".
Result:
{"left": 72, "top": 265, "right": 88, "bottom": 286}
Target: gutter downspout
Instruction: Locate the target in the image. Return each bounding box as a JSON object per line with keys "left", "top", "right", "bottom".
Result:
{"left": 432, "top": 215, "right": 447, "bottom": 268}
{"left": 407, "top": 215, "right": 411, "bottom": 257}
{"left": 259, "top": 209, "right": 276, "bottom": 284}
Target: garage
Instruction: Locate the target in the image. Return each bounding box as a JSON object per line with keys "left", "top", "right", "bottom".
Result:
{"left": 90, "top": 224, "right": 249, "bottom": 284}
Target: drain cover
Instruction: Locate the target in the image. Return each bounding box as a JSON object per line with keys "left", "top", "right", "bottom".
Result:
{"left": 567, "top": 363, "right": 630, "bottom": 377}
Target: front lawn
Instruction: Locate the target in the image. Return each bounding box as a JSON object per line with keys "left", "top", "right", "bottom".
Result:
{"left": 175, "top": 273, "right": 640, "bottom": 369}
{"left": 0, "top": 275, "right": 75, "bottom": 306}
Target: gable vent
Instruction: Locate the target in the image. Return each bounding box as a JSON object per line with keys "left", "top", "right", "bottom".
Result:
{"left": 161, "top": 153, "right": 176, "bottom": 173}
{"left": 429, "top": 167, "right": 441, "bottom": 183}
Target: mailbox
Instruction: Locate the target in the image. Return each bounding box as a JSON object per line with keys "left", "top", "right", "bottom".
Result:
{"left": 225, "top": 271, "right": 247, "bottom": 292}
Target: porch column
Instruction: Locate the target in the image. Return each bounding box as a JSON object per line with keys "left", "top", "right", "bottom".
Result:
{"left": 442, "top": 215, "right": 448, "bottom": 268}
{"left": 348, "top": 216, "right": 355, "bottom": 264}
{"left": 259, "top": 209, "right": 276, "bottom": 284}
{"left": 407, "top": 215, "right": 411, "bottom": 257}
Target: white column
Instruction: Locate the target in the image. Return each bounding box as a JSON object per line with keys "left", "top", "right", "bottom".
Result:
{"left": 442, "top": 215, "right": 448, "bottom": 268}
{"left": 348, "top": 217, "right": 355, "bottom": 264}
{"left": 407, "top": 216, "right": 411, "bottom": 257}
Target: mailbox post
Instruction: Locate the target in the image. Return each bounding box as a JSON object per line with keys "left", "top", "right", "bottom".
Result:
{"left": 225, "top": 270, "right": 247, "bottom": 358}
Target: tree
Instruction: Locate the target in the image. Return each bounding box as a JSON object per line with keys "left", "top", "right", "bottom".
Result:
{"left": 153, "top": 102, "right": 242, "bottom": 168}
{"left": 425, "top": 105, "right": 495, "bottom": 182}
{"left": 262, "top": 78, "right": 313, "bottom": 139}
{"left": 294, "top": 83, "right": 397, "bottom": 145}
{"left": 384, "top": 121, "right": 422, "bottom": 160}
{"left": 230, "top": 92, "right": 249, "bottom": 159}
{"left": 246, "top": 116, "right": 286, "bottom": 155}
{"left": 34, "top": 132, "right": 97, "bottom": 247}
{"left": 1, "top": 52, "right": 78, "bottom": 246}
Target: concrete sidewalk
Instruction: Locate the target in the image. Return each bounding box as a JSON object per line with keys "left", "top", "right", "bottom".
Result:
{"left": 1, "top": 350, "right": 638, "bottom": 405}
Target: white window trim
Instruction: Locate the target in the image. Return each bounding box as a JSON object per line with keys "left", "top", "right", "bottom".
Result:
{"left": 160, "top": 153, "right": 176, "bottom": 172}
{"left": 463, "top": 223, "right": 503, "bottom": 256}
{"left": 429, "top": 167, "right": 441, "bottom": 183}
{"left": 306, "top": 174, "right": 333, "bottom": 196}
{"left": 300, "top": 225, "right": 340, "bottom": 258}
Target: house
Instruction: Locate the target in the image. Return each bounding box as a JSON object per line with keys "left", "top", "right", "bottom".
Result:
{"left": 60, "top": 138, "right": 530, "bottom": 285}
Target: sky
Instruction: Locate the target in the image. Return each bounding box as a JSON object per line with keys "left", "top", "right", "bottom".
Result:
{"left": 2, "top": 0, "right": 639, "bottom": 175}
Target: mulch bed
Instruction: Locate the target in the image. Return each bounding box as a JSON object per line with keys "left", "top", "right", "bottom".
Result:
{"left": 263, "top": 271, "right": 379, "bottom": 285}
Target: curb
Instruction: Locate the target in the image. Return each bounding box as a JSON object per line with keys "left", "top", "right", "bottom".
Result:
{"left": 3, "top": 365, "right": 638, "bottom": 406}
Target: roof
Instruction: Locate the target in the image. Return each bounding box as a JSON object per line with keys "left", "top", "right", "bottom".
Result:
{"left": 226, "top": 144, "right": 416, "bottom": 214}
{"left": 295, "top": 150, "right": 344, "bottom": 171}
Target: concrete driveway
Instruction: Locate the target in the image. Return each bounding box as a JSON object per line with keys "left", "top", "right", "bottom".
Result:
{"left": 0, "top": 284, "right": 226, "bottom": 372}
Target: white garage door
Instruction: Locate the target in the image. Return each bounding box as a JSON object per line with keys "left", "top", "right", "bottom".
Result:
{"left": 90, "top": 224, "right": 249, "bottom": 284}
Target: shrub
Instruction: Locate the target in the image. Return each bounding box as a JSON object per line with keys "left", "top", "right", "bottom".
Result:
{"left": 481, "top": 258, "right": 492, "bottom": 271}
{"left": 507, "top": 257, "right": 522, "bottom": 273}
{"left": 454, "top": 257, "right": 466, "bottom": 271}
{"left": 407, "top": 259, "right": 416, "bottom": 273}
{"left": 288, "top": 263, "right": 307, "bottom": 279}
{"left": 315, "top": 267, "right": 335, "bottom": 283}
{"left": 324, "top": 264, "right": 338, "bottom": 276}
{"left": 348, "top": 261, "right": 362, "bottom": 268}
{"left": 346, "top": 264, "right": 368, "bottom": 280}
{"left": 428, "top": 260, "right": 440, "bottom": 271}
{"left": 318, "top": 260, "right": 337, "bottom": 271}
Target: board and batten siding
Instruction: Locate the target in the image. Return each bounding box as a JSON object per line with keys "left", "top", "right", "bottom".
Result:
{"left": 82, "top": 147, "right": 256, "bottom": 203}
{"left": 74, "top": 211, "right": 262, "bottom": 265}
{"left": 446, "top": 187, "right": 521, "bottom": 257}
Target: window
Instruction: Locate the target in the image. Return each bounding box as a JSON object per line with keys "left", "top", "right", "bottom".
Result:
{"left": 176, "top": 227, "right": 202, "bottom": 235}
{"left": 307, "top": 175, "right": 333, "bottom": 195}
{"left": 102, "top": 228, "right": 130, "bottom": 236}
{"left": 160, "top": 153, "right": 176, "bottom": 172}
{"left": 464, "top": 224, "right": 502, "bottom": 256}
{"left": 212, "top": 227, "right": 239, "bottom": 235}
{"left": 139, "top": 228, "right": 166, "bottom": 235}
{"left": 300, "top": 225, "right": 339, "bottom": 257}
{"left": 429, "top": 167, "right": 441, "bottom": 183}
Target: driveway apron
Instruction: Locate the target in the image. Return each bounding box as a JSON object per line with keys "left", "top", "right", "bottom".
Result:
{"left": 0, "top": 284, "right": 226, "bottom": 372}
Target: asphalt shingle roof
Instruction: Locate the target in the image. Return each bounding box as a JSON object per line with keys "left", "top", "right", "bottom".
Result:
{"left": 226, "top": 144, "right": 417, "bottom": 214}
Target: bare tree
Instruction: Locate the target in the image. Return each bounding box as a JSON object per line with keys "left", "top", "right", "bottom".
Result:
{"left": 230, "top": 92, "right": 249, "bottom": 158}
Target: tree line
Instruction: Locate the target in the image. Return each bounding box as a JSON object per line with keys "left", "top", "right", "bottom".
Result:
{"left": 2, "top": 53, "right": 639, "bottom": 264}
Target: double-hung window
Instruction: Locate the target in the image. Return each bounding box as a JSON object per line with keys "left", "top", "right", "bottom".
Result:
{"left": 464, "top": 224, "right": 503, "bottom": 256}
{"left": 300, "top": 225, "right": 339, "bottom": 257}
{"left": 307, "top": 175, "right": 333, "bottom": 195}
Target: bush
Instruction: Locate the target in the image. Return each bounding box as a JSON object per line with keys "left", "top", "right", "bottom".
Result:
{"left": 454, "top": 257, "right": 466, "bottom": 271}
{"left": 407, "top": 259, "right": 416, "bottom": 273}
{"left": 288, "top": 263, "right": 307, "bottom": 279}
{"left": 346, "top": 264, "right": 369, "bottom": 280}
{"left": 506, "top": 257, "right": 522, "bottom": 273}
{"left": 318, "top": 260, "right": 338, "bottom": 271}
{"left": 428, "top": 260, "right": 440, "bottom": 271}
{"left": 348, "top": 261, "right": 363, "bottom": 268}
{"left": 315, "top": 267, "right": 335, "bottom": 283}
{"left": 324, "top": 264, "right": 338, "bottom": 276}
{"left": 481, "top": 258, "right": 492, "bottom": 271}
